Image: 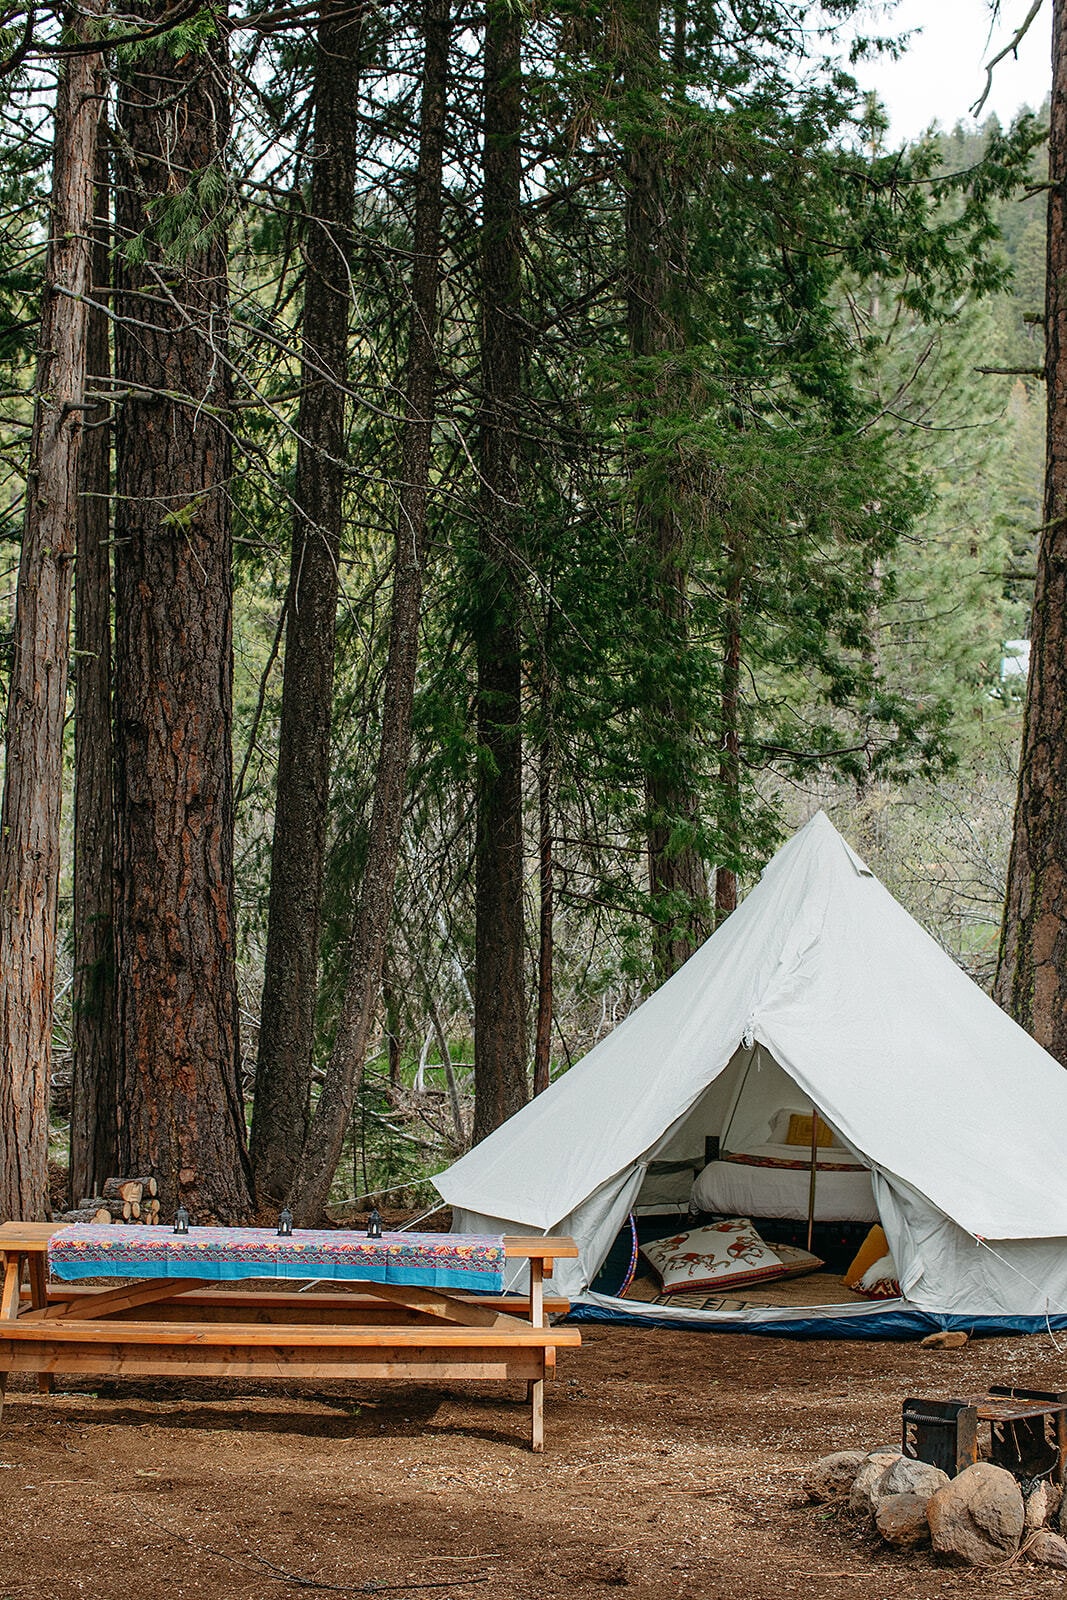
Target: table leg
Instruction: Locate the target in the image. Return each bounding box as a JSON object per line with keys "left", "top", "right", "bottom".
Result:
{"left": 0, "top": 1250, "right": 22, "bottom": 1422}
{"left": 0, "top": 1252, "right": 23, "bottom": 1320}
{"left": 27, "top": 1255, "right": 51, "bottom": 1393}
{"left": 530, "top": 1356, "right": 544, "bottom": 1453}
{"left": 528, "top": 1258, "right": 544, "bottom": 1327}
{"left": 526, "top": 1258, "right": 545, "bottom": 1451}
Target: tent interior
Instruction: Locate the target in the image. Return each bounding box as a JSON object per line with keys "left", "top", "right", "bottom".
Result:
{"left": 588, "top": 1040, "right": 882, "bottom": 1312}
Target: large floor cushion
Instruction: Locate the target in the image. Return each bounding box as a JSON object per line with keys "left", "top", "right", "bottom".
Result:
{"left": 642, "top": 1218, "right": 799, "bottom": 1295}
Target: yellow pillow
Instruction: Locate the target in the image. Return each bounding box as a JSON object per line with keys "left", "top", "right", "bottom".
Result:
{"left": 785, "top": 1113, "right": 836, "bottom": 1149}
{"left": 844, "top": 1224, "right": 890, "bottom": 1290}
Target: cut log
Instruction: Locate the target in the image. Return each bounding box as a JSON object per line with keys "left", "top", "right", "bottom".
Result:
{"left": 102, "top": 1179, "right": 143, "bottom": 1203}
{"left": 57, "top": 1208, "right": 113, "bottom": 1223}
{"left": 79, "top": 1198, "right": 133, "bottom": 1221}
{"left": 107, "top": 1176, "right": 158, "bottom": 1197}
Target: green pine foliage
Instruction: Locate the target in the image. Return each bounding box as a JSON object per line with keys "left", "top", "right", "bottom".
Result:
{"left": 0, "top": 0, "right": 1051, "bottom": 1162}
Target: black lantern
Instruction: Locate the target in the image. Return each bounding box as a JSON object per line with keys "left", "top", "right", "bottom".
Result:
{"left": 173, "top": 1205, "right": 190, "bottom": 1234}
{"left": 277, "top": 1207, "right": 293, "bottom": 1237}
{"left": 367, "top": 1207, "right": 383, "bottom": 1239}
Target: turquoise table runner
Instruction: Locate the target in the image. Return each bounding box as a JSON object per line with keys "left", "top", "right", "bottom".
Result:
{"left": 48, "top": 1225, "right": 507, "bottom": 1292}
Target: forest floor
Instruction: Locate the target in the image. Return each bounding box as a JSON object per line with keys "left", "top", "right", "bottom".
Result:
{"left": 3, "top": 1316, "right": 1067, "bottom": 1600}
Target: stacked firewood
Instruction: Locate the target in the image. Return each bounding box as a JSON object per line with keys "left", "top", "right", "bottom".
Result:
{"left": 56, "top": 1177, "right": 162, "bottom": 1225}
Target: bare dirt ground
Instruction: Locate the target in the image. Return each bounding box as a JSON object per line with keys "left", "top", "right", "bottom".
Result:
{"left": 3, "top": 1320, "right": 1067, "bottom": 1600}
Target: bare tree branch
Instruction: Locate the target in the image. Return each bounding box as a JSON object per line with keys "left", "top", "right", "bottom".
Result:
{"left": 971, "top": 0, "right": 1045, "bottom": 118}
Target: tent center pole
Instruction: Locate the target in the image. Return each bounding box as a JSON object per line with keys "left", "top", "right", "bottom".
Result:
{"left": 806, "top": 1108, "right": 820, "bottom": 1254}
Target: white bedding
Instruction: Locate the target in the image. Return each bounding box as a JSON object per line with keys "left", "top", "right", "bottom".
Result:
{"left": 690, "top": 1145, "right": 879, "bottom": 1223}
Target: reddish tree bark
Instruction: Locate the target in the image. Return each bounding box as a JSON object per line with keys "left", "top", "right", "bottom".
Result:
{"left": 995, "top": 0, "right": 1067, "bottom": 1059}
{"left": 472, "top": 0, "right": 530, "bottom": 1144}
{"left": 289, "top": 0, "right": 451, "bottom": 1222}
{"left": 70, "top": 109, "right": 118, "bottom": 1204}
{"left": 0, "top": 25, "right": 99, "bottom": 1222}
{"left": 251, "top": 0, "right": 364, "bottom": 1205}
{"left": 111, "top": 5, "right": 251, "bottom": 1220}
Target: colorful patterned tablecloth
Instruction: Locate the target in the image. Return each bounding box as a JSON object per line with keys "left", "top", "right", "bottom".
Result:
{"left": 47, "top": 1225, "right": 507, "bottom": 1292}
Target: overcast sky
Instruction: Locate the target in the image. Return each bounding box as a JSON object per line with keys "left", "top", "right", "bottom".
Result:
{"left": 839, "top": 0, "right": 1051, "bottom": 144}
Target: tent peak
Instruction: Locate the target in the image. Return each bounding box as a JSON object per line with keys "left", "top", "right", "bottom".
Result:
{"left": 799, "top": 810, "right": 874, "bottom": 877}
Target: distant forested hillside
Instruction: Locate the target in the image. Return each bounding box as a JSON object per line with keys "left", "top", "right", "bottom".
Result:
{"left": 816, "top": 109, "right": 1049, "bottom": 991}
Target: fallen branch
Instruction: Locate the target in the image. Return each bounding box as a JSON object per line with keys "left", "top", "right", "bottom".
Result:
{"left": 126, "top": 1501, "right": 492, "bottom": 1594}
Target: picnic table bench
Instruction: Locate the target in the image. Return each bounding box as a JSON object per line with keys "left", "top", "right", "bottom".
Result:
{"left": 0, "top": 1222, "right": 581, "bottom": 1451}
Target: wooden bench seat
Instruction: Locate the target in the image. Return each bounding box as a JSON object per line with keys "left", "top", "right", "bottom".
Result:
{"left": 0, "top": 1316, "right": 579, "bottom": 1384}
{"left": 0, "top": 1317, "right": 580, "bottom": 1347}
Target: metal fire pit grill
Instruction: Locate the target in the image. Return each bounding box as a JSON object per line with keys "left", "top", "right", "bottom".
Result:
{"left": 902, "top": 1386, "right": 1067, "bottom": 1483}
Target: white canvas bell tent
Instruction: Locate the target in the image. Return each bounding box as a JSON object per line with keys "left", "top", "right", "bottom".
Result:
{"left": 435, "top": 811, "right": 1067, "bottom": 1336}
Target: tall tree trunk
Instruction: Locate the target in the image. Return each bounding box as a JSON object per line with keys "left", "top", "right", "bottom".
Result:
{"left": 533, "top": 639, "right": 553, "bottom": 1098}
{"left": 623, "top": 0, "right": 708, "bottom": 978}
{"left": 472, "top": 0, "right": 529, "bottom": 1145}
{"left": 995, "top": 0, "right": 1067, "bottom": 1058}
{"left": 714, "top": 558, "right": 742, "bottom": 925}
{"left": 111, "top": 4, "right": 251, "bottom": 1221}
{"left": 250, "top": 0, "right": 363, "bottom": 1205}
{"left": 0, "top": 22, "right": 99, "bottom": 1221}
{"left": 383, "top": 967, "right": 402, "bottom": 1089}
{"left": 70, "top": 109, "right": 118, "bottom": 1204}
{"left": 288, "top": 0, "right": 450, "bottom": 1223}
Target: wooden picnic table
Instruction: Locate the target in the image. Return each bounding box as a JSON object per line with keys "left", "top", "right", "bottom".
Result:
{"left": 0, "top": 1222, "right": 580, "bottom": 1451}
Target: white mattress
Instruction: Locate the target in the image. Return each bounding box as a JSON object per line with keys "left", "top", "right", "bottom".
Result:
{"left": 690, "top": 1146, "right": 879, "bottom": 1224}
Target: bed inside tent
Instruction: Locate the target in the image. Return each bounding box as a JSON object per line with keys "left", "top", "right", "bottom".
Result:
{"left": 589, "top": 1041, "right": 885, "bottom": 1314}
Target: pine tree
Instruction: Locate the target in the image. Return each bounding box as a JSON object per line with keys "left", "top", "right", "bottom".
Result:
{"left": 996, "top": 0, "right": 1067, "bottom": 1059}
{"left": 111, "top": 3, "right": 251, "bottom": 1220}
{"left": 0, "top": 13, "right": 100, "bottom": 1220}
{"left": 251, "top": 0, "right": 364, "bottom": 1206}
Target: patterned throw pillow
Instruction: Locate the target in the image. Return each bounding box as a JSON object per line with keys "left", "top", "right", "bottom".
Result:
{"left": 640, "top": 1219, "right": 791, "bottom": 1296}
{"left": 857, "top": 1253, "right": 900, "bottom": 1299}
{"left": 784, "top": 1113, "right": 838, "bottom": 1149}
{"left": 773, "top": 1243, "right": 825, "bottom": 1279}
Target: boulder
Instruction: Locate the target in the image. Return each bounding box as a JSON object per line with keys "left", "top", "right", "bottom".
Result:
{"left": 876, "top": 1492, "right": 931, "bottom": 1548}
{"left": 880, "top": 1457, "right": 949, "bottom": 1503}
{"left": 927, "top": 1462, "right": 1024, "bottom": 1566}
{"left": 918, "top": 1330, "right": 969, "bottom": 1349}
{"left": 1025, "top": 1481, "right": 1062, "bottom": 1532}
{"left": 804, "top": 1450, "right": 867, "bottom": 1503}
{"left": 848, "top": 1451, "right": 903, "bottom": 1516}
{"left": 1028, "top": 1530, "right": 1067, "bottom": 1569}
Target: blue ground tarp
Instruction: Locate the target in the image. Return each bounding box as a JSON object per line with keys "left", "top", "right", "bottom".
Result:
{"left": 566, "top": 1295, "right": 1067, "bottom": 1341}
